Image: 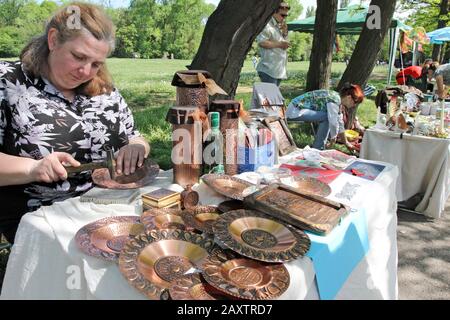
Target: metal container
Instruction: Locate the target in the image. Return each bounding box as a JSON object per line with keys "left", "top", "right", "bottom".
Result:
{"left": 171, "top": 70, "right": 212, "bottom": 113}
{"left": 209, "top": 100, "right": 240, "bottom": 176}
{"left": 166, "top": 106, "right": 203, "bottom": 187}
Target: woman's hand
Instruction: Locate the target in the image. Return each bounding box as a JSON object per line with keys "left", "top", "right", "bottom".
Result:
{"left": 115, "top": 143, "right": 147, "bottom": 176}
{"left": 29, "top": 152, "right": 80, "bottom": 183}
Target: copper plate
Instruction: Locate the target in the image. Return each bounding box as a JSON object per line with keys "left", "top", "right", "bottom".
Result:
{"left": 92, "top": 158, "right": 160, "bottom": 189}
{"left": 169, "top": 273, "right": 238, "bottom": 300}
{"left": 217, "top": 200, "right": 245, "bottom": 213}
{"left": 290, "top": 175, "right": 331, "bottom": 197}
{"left": 181, "top": 206, "right": 221, "bottom": 234}
{"left": 118, "top": 229, "right": 216, "bottom": 300}
{"left": 213, "top": 209, "right": 310, "bottom": 262}
{"left": 75, "top": 216, "right": 142, "bottom": 262}
{"left": 141, "top": 208, "right": 194, "bottom": 232}
{"left": 201, "top": 249, "right": 290, "bottom": 300}
{"left": 202, "top": 174, "right": 254, "bottom": 200}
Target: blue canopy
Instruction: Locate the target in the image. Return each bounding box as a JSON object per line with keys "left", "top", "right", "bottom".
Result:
{"left": 427, "top": 27, "right": 450, "bottom": 44}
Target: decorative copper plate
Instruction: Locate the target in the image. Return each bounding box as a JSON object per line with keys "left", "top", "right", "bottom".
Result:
{"left": 92, "top": 158, "right": 160, "bottom": 189}
{"left": 213, "top": 209, "right": 310, "bottom": 262}
{"left": 118, "top": 229, "right": 216, "bottom": 300}
{"left": 201, "top": 249, "right": 290, "bottom": 300}
{"left": 202, "top": 174, "right": 254, "bottom": 200}
{"left": 290, "top": 175, "right": 332, "bottom": 197}
{"left": 75, "top": 216, "right": 142, "bottom": 262}
{"left": 141, "top": 208, "right": 194, "bottom": 232}
{"left": 217, "top": 200, "right": 245, "bottom": 213}
{"left": 181, "top": 206, "right": 221, "bottom": 234}
{"left": 169, "top": 273, "right": 238, "bottom": 300}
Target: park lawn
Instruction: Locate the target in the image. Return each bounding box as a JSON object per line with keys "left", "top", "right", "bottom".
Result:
{"left": 108, "top": 58, "right": 388, "bottom": 169}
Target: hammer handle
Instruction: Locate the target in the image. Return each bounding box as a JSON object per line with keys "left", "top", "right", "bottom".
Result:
{"left": 65, "top": 162, "right": 107, "bottom": 174}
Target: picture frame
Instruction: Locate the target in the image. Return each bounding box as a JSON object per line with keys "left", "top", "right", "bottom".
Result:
{"left": 263, "top": 116, "right": 297, "bottom": 156}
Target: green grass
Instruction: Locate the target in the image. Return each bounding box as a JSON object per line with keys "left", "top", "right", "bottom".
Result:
{"left": 108, "top": 58, "right": 387, "bottom": 169}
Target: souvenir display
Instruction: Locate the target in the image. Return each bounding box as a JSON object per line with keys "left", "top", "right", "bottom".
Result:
{"left": 201, "top": 249, "right": 290, "bottom": 300}
{"left": 75, "top": 216, "right": 142, "bottom": 262}
{"left": 291, "top": 175, "right": 332, "bottom": 197}
{"left": 244, "top": 184, "right": 349, "bottom": 235}
{"left": 141, "top": 207, "right": 194, "bottom": 232}
{"left": 92, "top": 158, "right": 159, "bottom": 189}
{"left": 202, "top": 174, "right": 255, "bottom": 201}
{"left": 181, "top": 206, "right": 221, "bottom": 234}
{"left": 169, "top": 273, "right": 238, "bottom": 300}
{"left": 213, "top": 209, "right": 310, "bottom": 262}
{"left": 118, "top": 229, "right": 215, "bottom": 300}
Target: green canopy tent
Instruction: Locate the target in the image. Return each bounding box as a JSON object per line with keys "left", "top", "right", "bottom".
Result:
{"left": 287, "top": 5, "right": 412, "bottom": 85}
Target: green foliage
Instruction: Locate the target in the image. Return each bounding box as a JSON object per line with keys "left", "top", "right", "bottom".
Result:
{"left": 305, "top": 6, "right": 316, "bottom": 18}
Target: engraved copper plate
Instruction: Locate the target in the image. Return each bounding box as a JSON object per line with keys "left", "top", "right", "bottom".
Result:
{"left": 202, "top": 174, "right": 254, "bottom": 200}
{"left": 92, "top": 158, "right": 160, "bottom": 189}
{"left": 169, "top": 273, "right": 238, "bottom": 300}
{"left": 75, "top": 216, "right": 141, "bottom": 262}
{"left": 213, "top": 209, "right": 310, "bottom": 262}
{"left": 217, "top": 200, "right": 245, "bottom": 213}
{"left": 118, "top": 229, "right": 216, "bottom": 300}
{"left": 181, "top": 206, "right": 221, "bottom": 234}
{"left": 141, "top": 208, "right": 194, "bottom": 232}
{"left": 291, "top": 175, "right": 331, "bottom": 197}
{"left": 201, "top": 249, "right": 290, "bottom": 300}
{"left": 243, "top": 184, "right": 348, "bottom": 235}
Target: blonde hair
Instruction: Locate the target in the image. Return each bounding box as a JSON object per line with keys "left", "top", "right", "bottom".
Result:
{"left": 20, "top": 2, "right": 115, "bottom": 97}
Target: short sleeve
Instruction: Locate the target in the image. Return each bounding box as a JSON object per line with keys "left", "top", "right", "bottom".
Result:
{"left": 256, "top": 23, "right": 272, "bottom": 43}
{"left": 115, "top": 89, "right": 140, "bottom": 141}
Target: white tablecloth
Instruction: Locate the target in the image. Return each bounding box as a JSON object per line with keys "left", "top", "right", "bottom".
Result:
{"left": 1, "top": 152, "right": 399, "bottom": 300}
{"left": 361, "top": 128, "right": 450, "bottom": 218}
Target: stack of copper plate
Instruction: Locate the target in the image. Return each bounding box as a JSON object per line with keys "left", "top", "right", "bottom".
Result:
{"left": 141, "top": 207, "right": 194, "bottom": 232}
{"left": 181, "top": 205, "right": 221, "bottom": 234}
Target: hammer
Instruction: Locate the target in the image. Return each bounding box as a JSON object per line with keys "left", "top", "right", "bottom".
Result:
{"left": 65, "top": 148, "right": 116, "bottom": 179}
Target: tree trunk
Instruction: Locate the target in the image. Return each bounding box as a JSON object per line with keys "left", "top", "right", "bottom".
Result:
{"left": 305, "top": 0, "right": 338, "bottom": 91}
{"left": 337, "top": 0, "right": 397, "bottom": 90}
{"left": 432, "top": 0, "right": 449, "bottom": 62}
{"left": 190, "top": 0, "right": 281, "bottom": 98}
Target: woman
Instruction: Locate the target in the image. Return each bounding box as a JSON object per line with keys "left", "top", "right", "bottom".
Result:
{"left": 0, "top": 3, "right": 150, "bottom": 242}
{"left": 286, "top": 83, "right": 365, "bottom": 151}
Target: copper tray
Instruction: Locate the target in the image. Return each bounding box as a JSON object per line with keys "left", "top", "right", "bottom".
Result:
{"left": 141, "top": 208, "right": 194, "bottom": 232}
{"left": 118, "top": 229, "right": 216, "bottom": 300}
{"left": 181, "top": 206, "right": 221, "bottom": 234}
{"left": 202, "top": 174, "right": 254, "bottom": 201}
{"left": 243, "top": 184, "right": 349, "bottom": 235}
{"left": 75, "top": 216, "right": 143, "bottom": 262}
{"left": 213, "top": 209, "right": 310, "bottom": 262}
{"left": 290, "top": 175, "right": 331, "bottom": 197}
{"left": 169, "top": 273, "right": 238, "bottom": 300}
{"left": 92, "top": 158, "right": 159, "bottom": 189}
{"left": 217, "top": 200, "right": 245, "bottom": 213}
{"left": 201, "top": 249, "right": 290, "bottom": 300}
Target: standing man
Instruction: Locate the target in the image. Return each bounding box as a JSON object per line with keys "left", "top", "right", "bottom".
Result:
{"left": 256, "top": 2, "right": 290, "bottom": 87}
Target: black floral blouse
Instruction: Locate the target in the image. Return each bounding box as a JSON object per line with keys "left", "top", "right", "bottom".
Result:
{"left": 0, "top": 60, "right": 140, "bottom": 222}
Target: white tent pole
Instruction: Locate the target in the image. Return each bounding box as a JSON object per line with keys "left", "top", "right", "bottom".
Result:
{"left": 412, "top": 41, "right": 418, "bottom": 66}
{"left": 388, "top": 27, "right": 399, "bottom": 85}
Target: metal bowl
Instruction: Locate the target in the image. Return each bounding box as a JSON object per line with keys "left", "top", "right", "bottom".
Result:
{"left": 92, "top": 158, "right": 160, "bottom": 189}
{"left": 141, "top": 208, "right": 194, "bottom": 232}
{"left": 75, "top": 216, "right": 142, "bottom": 262}
{"left": 290, "top": 175, "right": 332, "bottom": 197}
{"left": 213, "top": 209, "right": 310, "bottom": 263}
{"left": 202, "top": 174, "right": 254, "bottom": 200}
{"left": 181, "top": 206, "right": 221, "bottom": 234}
{"left": 169, "top": 273, "right": 238, "bottom": 300}
{"left": 118, "top": 229, "right": 215, "bottom": 300}
{"left": 201, "top": 249, "right": 290, "bottom": 300}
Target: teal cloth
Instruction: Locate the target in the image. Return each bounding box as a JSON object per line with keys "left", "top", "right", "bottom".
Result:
{"left": 305, "top": 208, "right": 369, "bottom": 300}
